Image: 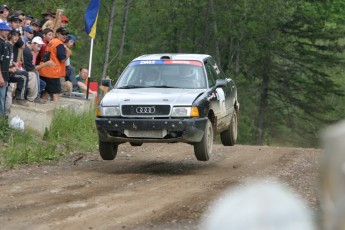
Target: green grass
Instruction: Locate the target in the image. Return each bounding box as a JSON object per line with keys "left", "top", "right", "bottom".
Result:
{"left": 0, "top": 109, "right": 98, "bottom": 168}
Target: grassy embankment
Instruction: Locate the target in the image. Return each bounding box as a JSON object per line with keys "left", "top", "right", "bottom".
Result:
{"left": 0, "top": 109, "right": 98, "bottom": 168}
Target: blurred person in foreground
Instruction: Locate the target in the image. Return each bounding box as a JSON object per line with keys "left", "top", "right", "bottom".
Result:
{"left": 320, "top": 120, "right": 345, "bottom": 230}
{"left": 200, "top": 179, "right": 315, "bottom": 230}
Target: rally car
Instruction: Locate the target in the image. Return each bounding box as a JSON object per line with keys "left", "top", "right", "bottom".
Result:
{"left": 96, "top": 54, "right": 239, "bottom": 161}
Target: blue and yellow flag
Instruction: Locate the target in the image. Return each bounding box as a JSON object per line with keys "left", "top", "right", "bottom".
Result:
{"left": 85, "top": 0, "right": 101, "bottom": 38}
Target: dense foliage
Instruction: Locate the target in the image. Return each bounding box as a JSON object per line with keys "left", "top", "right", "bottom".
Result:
{"left": 8, "top": 0, "right": 345, "bottom": 147}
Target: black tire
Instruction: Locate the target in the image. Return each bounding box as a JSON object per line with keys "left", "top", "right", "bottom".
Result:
{"left": 194, "top": 119, "right": 213, "bottom": 161}
{"left": 99, "top": 140, "right": 118, "bottom": 160}
{"left": 130, "top": 142, "right": 143, "bottom": 146}
{"left": 220, "top": 110, "right": 238, "bottom": 146}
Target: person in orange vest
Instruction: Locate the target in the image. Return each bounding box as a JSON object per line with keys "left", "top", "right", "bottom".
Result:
{"left": 39, "top": 27, "right": 71, "bottom": 101}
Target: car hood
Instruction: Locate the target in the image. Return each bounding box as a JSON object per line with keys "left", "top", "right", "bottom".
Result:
{"left": 101, "top": 88, "right": 206, "bottom": 106}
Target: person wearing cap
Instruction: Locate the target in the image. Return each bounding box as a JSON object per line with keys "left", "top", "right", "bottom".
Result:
{"left": 6, "top": 29, "right": 29, "bottom": 108}
{"left": 41, "top": 9, "right": 55, "bottom": 21}
{"left": 23, "top": 36, "right": 55, "bottom": 103}
{"left": 8, "top": 15, "right": 24, "bottom": 63}
{"left": 10, "top": 11, "right": 25, "bottom": 35}
{"left": 30, "top": 18, "right": 42, "bottom": 39}
{"left": 39, "top": 27, "right": 71, "bottom": 102}
{"left": 62, "top": 34, "right": 77, "bottom": 92}
{"left": 40, "top": 9, "right": 55, "bottom": 28}
{"left": 0, "top": 5, "right": 10, "bottom": 22}
{"left": 23, "top": 25, "right": 34, "bottom": 42}
{"left": 61, "top": 15, "right": 68, "bottom": 28}
{"left": 0, "top": 21, "right": 12, "bottom": 115}
{"left": 8, "top": 15, "right": 22, "bottom": 36}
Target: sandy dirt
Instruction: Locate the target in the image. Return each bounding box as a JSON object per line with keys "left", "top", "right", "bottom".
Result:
{"left": 0, "top": 143, "right": 321, "bottom": 229}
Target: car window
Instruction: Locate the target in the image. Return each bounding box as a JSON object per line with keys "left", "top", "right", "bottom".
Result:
{"left": 204, "top": 57, "right": 226, "bottom": 88}
{"left": 116, "top": 60, "right": 207, "bottom": 89}
{"left": 205, "top": 62, "right": 218, "bottom": 87}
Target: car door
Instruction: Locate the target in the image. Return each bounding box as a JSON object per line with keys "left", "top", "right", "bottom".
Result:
{"left": 204, "top": 58, "right": 228, "bottom": 130}
{"left": 207, "top": 57, "right": 235, "bottom": 115}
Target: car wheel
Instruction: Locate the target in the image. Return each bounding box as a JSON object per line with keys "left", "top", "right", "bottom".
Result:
{"left": 220, "top": 110, "right": 238, "bottom": 146}
{"left": 130, "top": 142, "right": 143, "bottom": 146}
{"left": 194, "top": 119, "right": 213, "bottom": 161}
{"left": 99, "top": 140, "right": 118, "bottom": 160}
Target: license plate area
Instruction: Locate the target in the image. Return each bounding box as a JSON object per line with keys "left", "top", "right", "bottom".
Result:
{"left": 124, "top": 130, "right": 167, "bottom": 138}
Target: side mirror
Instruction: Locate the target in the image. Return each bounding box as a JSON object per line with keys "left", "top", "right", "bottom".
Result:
{"left": 101, "top": 79, "right": 113, "bottom": 89}
{"left": 215, "top": 79, "right": 227, "bottom": 88}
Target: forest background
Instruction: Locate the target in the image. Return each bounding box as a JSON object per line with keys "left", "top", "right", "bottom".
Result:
{"left": 9, "top": 0, "right": 345, "bottom": 148}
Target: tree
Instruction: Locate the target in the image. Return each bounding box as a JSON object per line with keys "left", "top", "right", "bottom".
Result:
{"left": 101, "top": 0, "right": 117, "bottom": 80}
{"left": 9, "top": 0, "right": 345, "bottom": 147}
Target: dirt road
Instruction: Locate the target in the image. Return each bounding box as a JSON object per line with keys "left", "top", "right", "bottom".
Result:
{"left": 0, "top": 143, "right": 321, "bottom": 229}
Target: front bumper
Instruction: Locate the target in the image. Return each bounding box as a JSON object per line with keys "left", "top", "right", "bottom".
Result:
{"left": 95, "top": 117, "right": 208, "bottom": 143}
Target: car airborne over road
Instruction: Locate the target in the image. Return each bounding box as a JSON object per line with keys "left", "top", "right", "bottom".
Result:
{"left": 96, "top": 54, "right": 239, "bottom": 161}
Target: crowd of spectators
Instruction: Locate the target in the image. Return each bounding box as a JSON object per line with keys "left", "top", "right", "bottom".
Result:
{"left": 0, "top": 4, "right": 96, "bottom": 117}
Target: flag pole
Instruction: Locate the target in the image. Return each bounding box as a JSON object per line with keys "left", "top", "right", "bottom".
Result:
{"left": 86, "top": 37, "right": 94, "bottom": 100}
{"left": 85, "top": 0, "right": 100, "bottom": 100}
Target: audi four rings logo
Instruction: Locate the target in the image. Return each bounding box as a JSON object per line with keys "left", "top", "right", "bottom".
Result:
{"left": 135, "top": 106, "right": 155, "bottom": 114}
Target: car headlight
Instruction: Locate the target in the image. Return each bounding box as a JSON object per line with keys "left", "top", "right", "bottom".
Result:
{"left": 97, "top": 106, "right": 121, "bottom": 117}
{"left": 171, "top": 107, "right": 199, "bottom": 117}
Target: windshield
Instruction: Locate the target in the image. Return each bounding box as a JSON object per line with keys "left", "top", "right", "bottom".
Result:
{"left": 116, "top": 60, "right": 207, "bottom": 89}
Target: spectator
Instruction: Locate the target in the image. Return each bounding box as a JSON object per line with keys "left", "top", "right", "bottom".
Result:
{"left": 0, "top": 4, "right": 10, "bottom": 22}
{"left": 61, "top": 16, "right": 68, "bottom": 28}
{"left": 24, "top": 14, "right": 33, "bottom": 27}
{"left": 8, "top": 15, "right": 24, "bottom": 63}
{"left": 36, "top": 28, "right": 53, "bottom": 65}
{"left": 6, "top": 29, "right": 29, "bottom": 108}
{"left": 99, "top": 75, "right": 110, "bottom": 97}
{"left": 30, "top": 18, "right": 42, "bottom": 38}
{"left": 41, "top": 20, "right": 54, "bottom": 31}
{"left": 41, "top": 9, "right": 56, "bottom": 21}
{"left": 63, "top": 34, "right": 77, "bottom": 92}
{"left": 39, "top": 27, "right": 71, "bottom": 102}
{"left": 11, "top": 10, "right": 25, "bottom": 34}
{"left": 23, "top": 25, "right": 34, "bottom": 42}
{"left": 23, "top": 36, "right": 54, "bottom": 103}
{"left": 40, "top": 9, "right": 55, "bottom": 28}
{"left": 0, "top": 22, "right": 12, "bottom": 115}
{"left": 76, "top": 67, "right": 97, "bottom": 96}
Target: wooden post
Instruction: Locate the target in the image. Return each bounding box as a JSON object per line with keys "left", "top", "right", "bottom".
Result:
{"left": 53, "top": 9, "right": 64, "bottom": 34}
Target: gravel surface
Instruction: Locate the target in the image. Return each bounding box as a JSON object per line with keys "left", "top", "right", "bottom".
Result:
{"left": 0, "top": 143, "right": 321, "bottom": 229}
